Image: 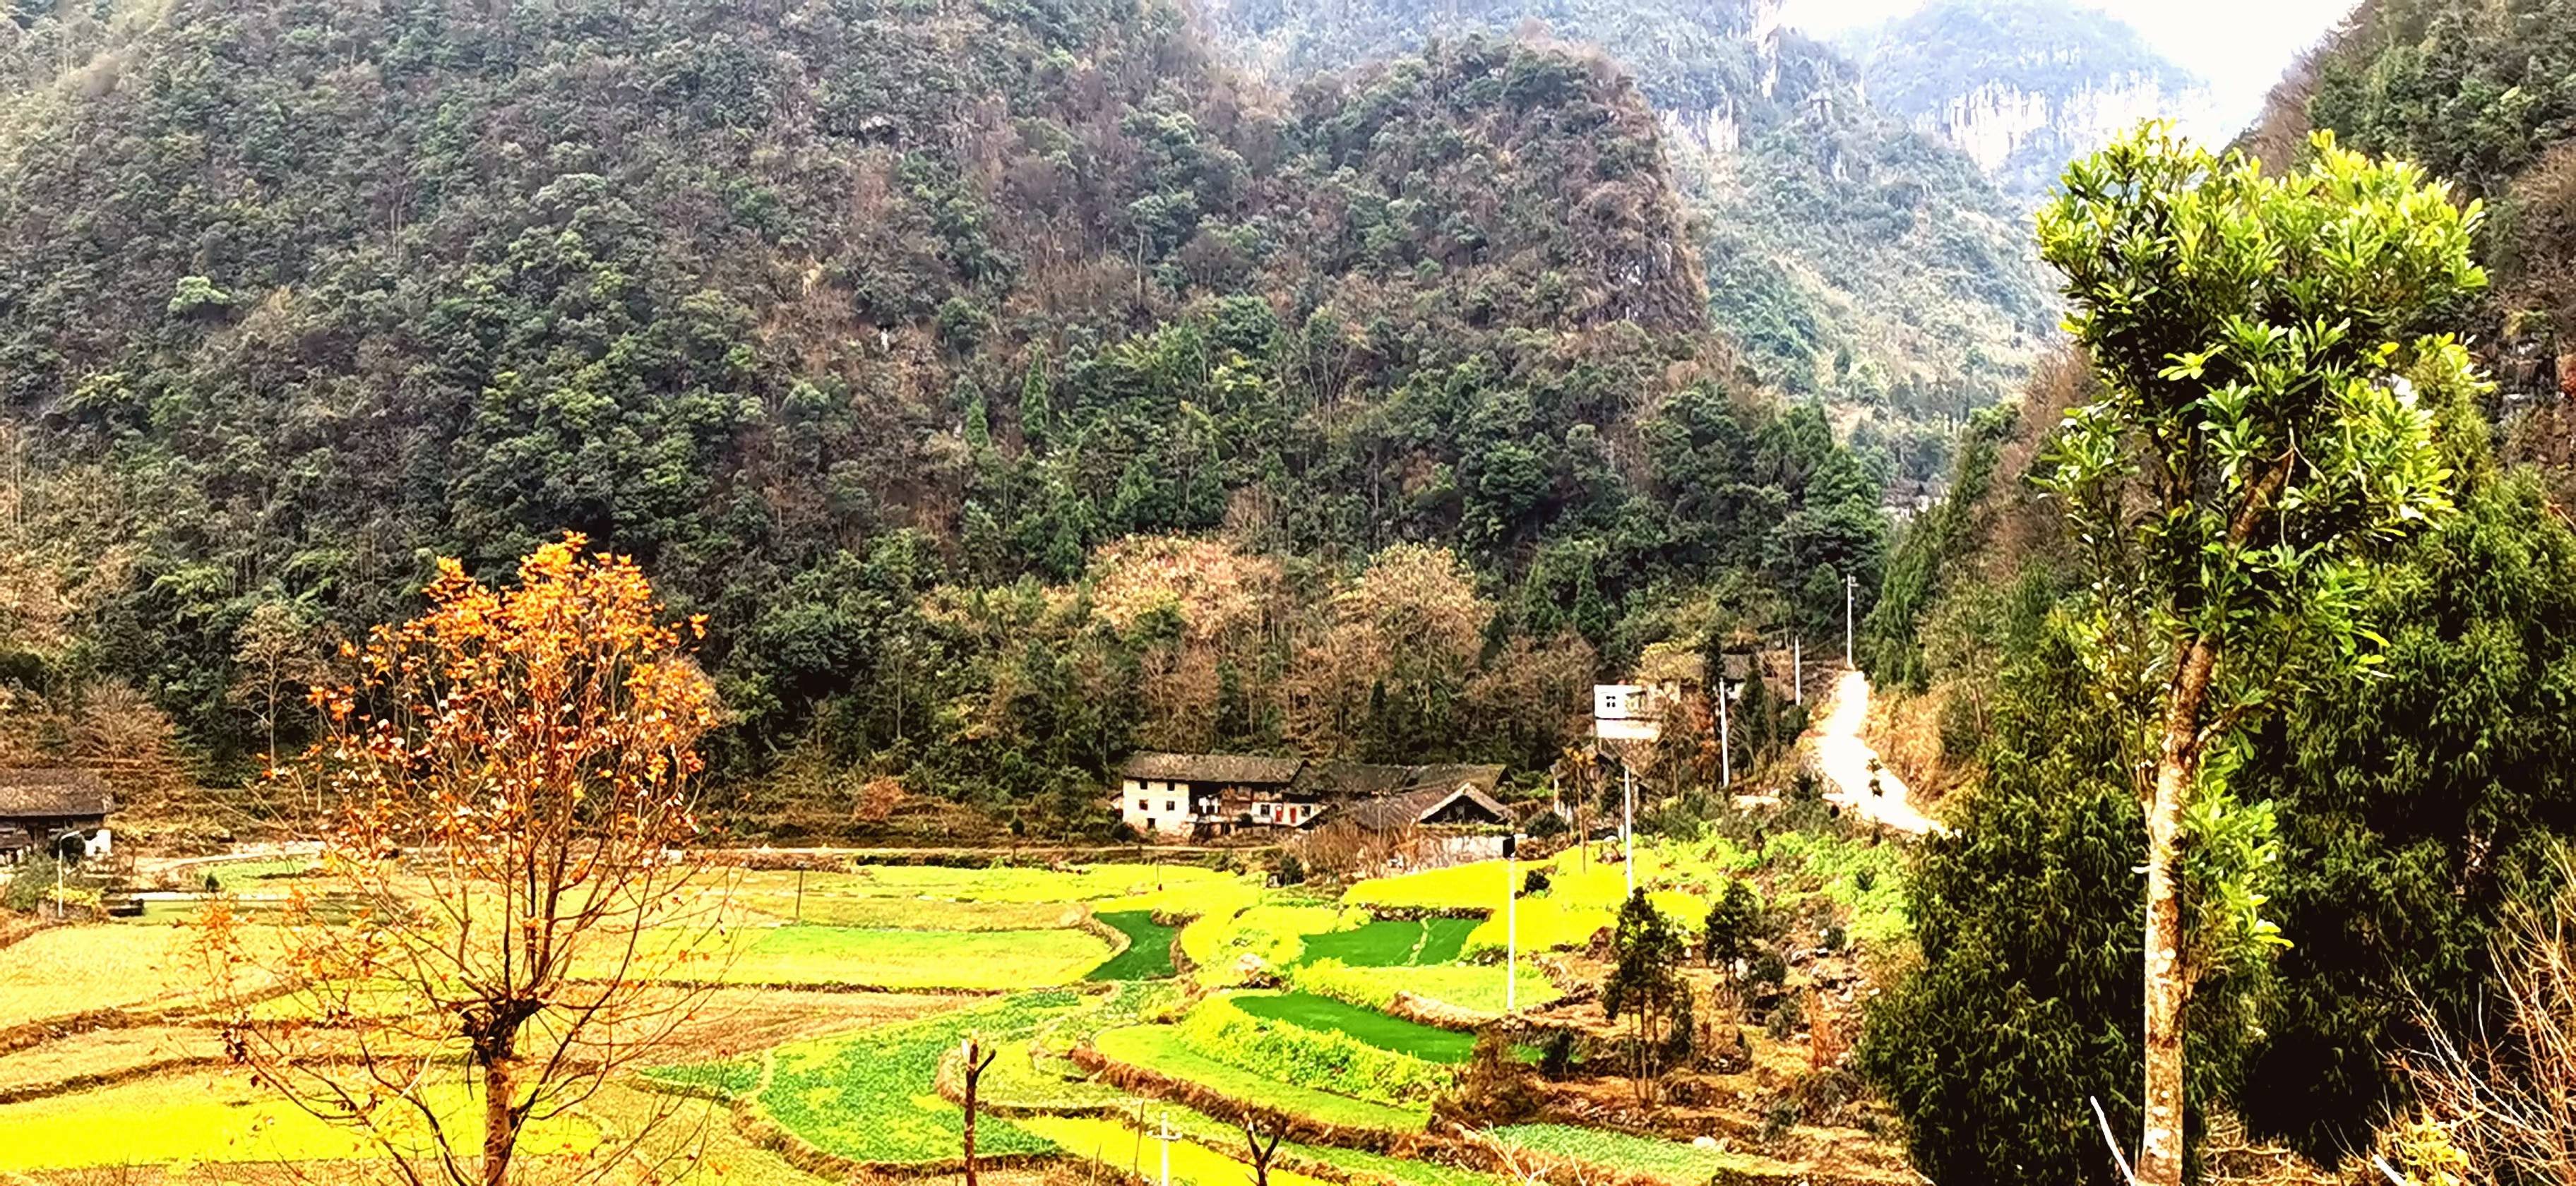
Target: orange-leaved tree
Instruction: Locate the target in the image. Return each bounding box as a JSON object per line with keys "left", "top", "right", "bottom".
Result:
{"left": 201, "top": 534, "right": 730, "bottom": 1186}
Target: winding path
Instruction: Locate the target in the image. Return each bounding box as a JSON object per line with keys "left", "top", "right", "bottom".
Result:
{"left": 1807, "top": 669, "right": 1938, "bottom": 836}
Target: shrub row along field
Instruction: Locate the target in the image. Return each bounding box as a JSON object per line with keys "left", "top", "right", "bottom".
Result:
{"left": 1087, "top": 911, "right": 1181, "bottom": 981}
{"left": 782, "top": 864, "right": 1249, "bottom": 906}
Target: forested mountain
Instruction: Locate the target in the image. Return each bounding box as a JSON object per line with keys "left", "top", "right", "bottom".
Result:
{"left": 1194, "top": 0, "right": 2058, "bottom": 479}
{"left": 1856, "top": 3, "right": 2576, "bottom": 1173}
{"left": 1838, "top": 0, "right": 2217, "bottom": 200}
{"left": 0, "top": 0, "right": 1890, "bottom": 832}
{"left": 2246, "top": 0, "right": 2576, "bottom": 463}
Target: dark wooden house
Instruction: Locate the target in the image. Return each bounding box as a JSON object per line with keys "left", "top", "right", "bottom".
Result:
{"left": 0, "top": 769, "right": 117, "bottom": 864}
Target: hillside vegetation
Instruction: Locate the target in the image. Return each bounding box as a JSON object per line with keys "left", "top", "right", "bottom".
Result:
{"left": 0, "top": 0, "right": 1890, "bottom": 827}
{"left": 1195, "top": 0, "right": 2057, "bottom": 480}
{"left": 1857, "top": 18, "right": 2576, "bottom": 1173}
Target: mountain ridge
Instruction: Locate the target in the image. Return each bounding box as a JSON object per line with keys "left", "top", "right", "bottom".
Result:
{"left": 1837, "top": 0, "right": 2218, "bottom": 199}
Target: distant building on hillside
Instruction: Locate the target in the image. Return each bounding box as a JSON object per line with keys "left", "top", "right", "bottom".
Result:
{"left": 1881, "top": 478, "right": 1951, "bottom": 523}
{"left": 0, "top": 769, "right": 117, "bottom": 865}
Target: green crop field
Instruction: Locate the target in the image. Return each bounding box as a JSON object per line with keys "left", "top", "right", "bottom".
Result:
{"left": 1087, "top": 910, "right": 1180, "bottom": 980}
{"left": 0, "top": 848, "right": 1904, "bottom": 1184}
{"left": 1088, "top": 1024, "right": 1432, "bottom": 1132}
{"left": 1181, "top": 903, "right": 1362, "bottom": 984}
{"left": 659, "top": 989, "right": 1085, "bottom": 1164}
{"left": 1229, "top": 992, "right": 1476, "bottom": 1063}
{"left": 1293, "top": 918, "right": 1475, "bottom": 966}
{"left": 1106, "top": 1099, "right": 1504, "bottom": 1186}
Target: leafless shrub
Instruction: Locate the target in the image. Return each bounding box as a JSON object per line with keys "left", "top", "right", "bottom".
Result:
{"left": 2399, "top": 847, "right": 2576, "bottom": 1185}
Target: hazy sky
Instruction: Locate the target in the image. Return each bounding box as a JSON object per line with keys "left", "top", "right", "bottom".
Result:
{"left": 1782, "top": 0, "right": 2363, "bottom": 120}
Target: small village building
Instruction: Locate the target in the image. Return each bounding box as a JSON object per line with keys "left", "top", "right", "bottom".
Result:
{"left": 1116, "top": 753, "right": 1311, "bottom": 838}
{"left": 1307, "top": 764, "right": 1513, "bottom": 872}
{"left": 1114, "top": 753, "right": 1515, "bottom": 851}
{"left": 0, "top": 769, "right": 117, "bottom": 865}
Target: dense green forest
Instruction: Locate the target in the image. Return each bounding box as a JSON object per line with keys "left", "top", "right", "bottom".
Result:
{"left": 0, "top": 0, "right": 1891, "bottom": 834}
{"left": 1195, "top": 0, "right": 2057, "bottom": 478}
{"left": 1857, "top": 2, "right": 2576, "bottom": 1175}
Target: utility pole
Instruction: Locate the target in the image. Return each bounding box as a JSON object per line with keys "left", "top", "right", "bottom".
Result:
{"left": 1504, "top": 833, "right": 1518, "bottom": 1014}
{"left": 1794, "top": 636, "right": 1803, "bottom": 705}
{"left": 1621, "top": 762, "right": 1635, "bottom": 894}
{"left": 1152, "top": 1113, "right": 1179, "bottom": 1186}
{"left": 1719, "top": 676, "right": 1731, "bottom": 789}
{"left": 1844, "top": 573, "right": 1856, "bottom": 666}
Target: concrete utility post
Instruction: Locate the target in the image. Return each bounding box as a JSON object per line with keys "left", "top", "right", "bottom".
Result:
{"left": 1719, "top": 676, "right": 1731, "bottom": 789}
{"left": 1621, "top": 763, "right": 1635, "bottom": 894}
{"left": 1153, "top": 1112, "right": 1179, "bottom": 1186}
{"left": 1794, "top": 637, "right": 1803, "bottom": 705}
{"left": 1504, "top": 833, "right": 1519, "bottom": 1014}
{"left": 1844, "top": 573, "right": 1856, "bottom": 665}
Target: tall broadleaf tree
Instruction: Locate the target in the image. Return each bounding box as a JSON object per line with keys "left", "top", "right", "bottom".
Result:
{"left": 2031, "top": 124, "right": 2483, "bottom": 1184}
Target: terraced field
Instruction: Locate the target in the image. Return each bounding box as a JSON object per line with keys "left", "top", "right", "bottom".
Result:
{"left": 1231, "top": 991, "right": 1477, "bottom": 1062}
{"left": 1088, "top": 1022, "right": 1433, "bottom": 1131}
{"left": 1294, "top": 917, "right": 1475, "bottom": 966}
{"left": 1087, "top": 910, "right": 1181, "bottom": 981}
{"left": 2, "top": 841, "right": 1915, "bottom": 1185}
{"left": 0, "top": 1074, "right": 602, "bottom": 1173}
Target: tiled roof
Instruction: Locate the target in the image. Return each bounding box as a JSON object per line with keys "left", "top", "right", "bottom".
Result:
{"left": 1117, "top": 752, "right": 1306, "bottom": 786}
{"left": 1344, "top": 782, "right": 1513, "bottom": 832}
{"left": 1296, "top": 762, "right": 1504, "bottom": 799}
{"left": 0, "top": 769, "right": 114, "bottom": 820}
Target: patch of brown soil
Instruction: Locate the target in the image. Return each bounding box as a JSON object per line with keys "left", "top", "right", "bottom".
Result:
{"left": 660, "top": 987, "right": 966, "bottom": 1062}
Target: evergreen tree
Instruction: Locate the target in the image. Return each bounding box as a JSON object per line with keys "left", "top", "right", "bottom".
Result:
{"left": 1602, "top": 890, "right": 1695, "bottom": 1105}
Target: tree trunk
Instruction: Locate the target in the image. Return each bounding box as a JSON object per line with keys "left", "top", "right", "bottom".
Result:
{"left": 2136, "top": 641, "right": 2215, "bottom": 1186}
{"left": 963, "top": 1056, "right": 979, "bottom": 1186}
{"left": 482, "top": 1050, "right": 517, "bottom": 1186}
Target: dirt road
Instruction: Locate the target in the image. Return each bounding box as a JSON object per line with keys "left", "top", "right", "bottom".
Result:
{"left": 1808, "top": 669, "right": 1938, "bottom": 835}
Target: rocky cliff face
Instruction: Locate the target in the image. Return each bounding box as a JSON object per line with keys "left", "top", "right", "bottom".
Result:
{"left": 1839, "top": 0, "right": 2215, "bottom": 200}
{"left": 1926, "top": 72, "right": 2203, "bottom": 174}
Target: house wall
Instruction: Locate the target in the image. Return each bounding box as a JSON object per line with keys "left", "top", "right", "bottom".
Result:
{"left": 0, "top": 815, "right": 110, "bottom": 863}
{"left": 1115, "top": 778, "right": 1315, "bottom": 837}
{"left": 1118, "top": 778, "right": 1197, "bottom": 837}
